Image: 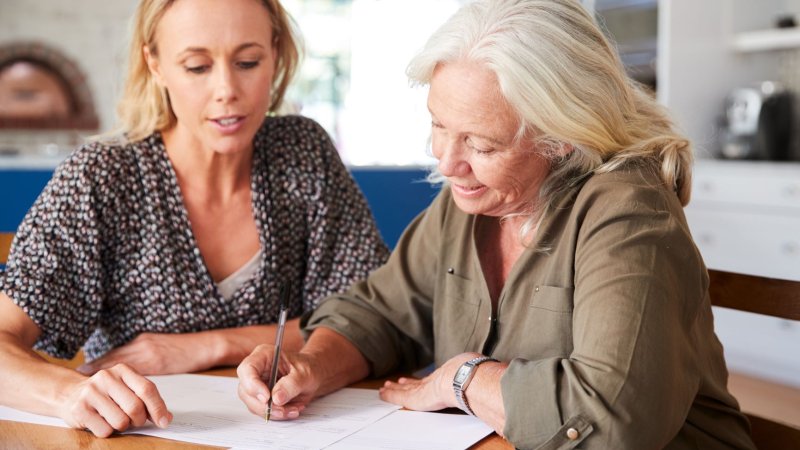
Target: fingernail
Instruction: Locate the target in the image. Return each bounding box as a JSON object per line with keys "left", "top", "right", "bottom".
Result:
{"left": 273, "top": 390, "right": 283, "bottom": 405}
{"left": 257, "top": 394, "right": 267, "bottom": 404}
{"left": 158, "top": 417, "right": 169, "bottom": 428}
{"left": 288, "top": 410, "right": 299, "bottom": 418}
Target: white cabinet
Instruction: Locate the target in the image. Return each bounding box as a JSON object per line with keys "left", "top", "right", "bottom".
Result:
{"left": 684, "top": 160, "right": 800, "bottom": 387}
{"left": 654, "top": 0, "right": 800, "bottom": 387}
{"left": 686, "top": 160, "right": 800, "bottom": 280}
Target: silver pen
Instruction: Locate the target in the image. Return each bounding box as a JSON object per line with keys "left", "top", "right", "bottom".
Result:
{"left": 265, "top": 286, "right": 289, "bottom": 423}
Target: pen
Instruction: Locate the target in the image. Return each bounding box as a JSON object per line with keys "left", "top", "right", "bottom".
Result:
{"left": 266, "top": 285, "right": 289, "bottom": 423}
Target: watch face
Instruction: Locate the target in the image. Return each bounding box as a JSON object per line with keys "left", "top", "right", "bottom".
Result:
{"left": 454, "top": 365, "right": 472, "bottom": 385}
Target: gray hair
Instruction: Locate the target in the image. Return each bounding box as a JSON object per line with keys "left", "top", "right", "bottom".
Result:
{"left": 408, "top": 0, "right": 692, "bottom": 242}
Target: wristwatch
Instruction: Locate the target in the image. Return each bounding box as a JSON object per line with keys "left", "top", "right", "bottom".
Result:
{"left": 452, "top": 356, "right": 498, "bottom": 415}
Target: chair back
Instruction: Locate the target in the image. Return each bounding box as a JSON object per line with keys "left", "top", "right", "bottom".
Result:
{"left": 0, "top": 233, "right": 13, "bottom": 268}
{"left": 707, "top": 269, "right": 800, "bottom": 449}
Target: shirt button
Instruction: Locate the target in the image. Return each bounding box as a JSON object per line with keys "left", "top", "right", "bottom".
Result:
{"left": 566, "top": 428, "right": 579, "bottom": 440}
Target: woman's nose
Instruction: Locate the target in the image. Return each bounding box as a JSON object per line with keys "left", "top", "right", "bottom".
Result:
{"left": 435, "top": 140, "right": 469, "bottom": 177}
{"left": 214, "top": 66, "right": 238, "bottom": 103}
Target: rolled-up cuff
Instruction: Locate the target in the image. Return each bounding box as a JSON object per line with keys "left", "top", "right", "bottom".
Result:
{"left": 501, "top": 358, "right": 595, "bottom": 449}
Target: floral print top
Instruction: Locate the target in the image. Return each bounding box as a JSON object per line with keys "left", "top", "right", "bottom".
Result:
{"left": 0, "top": 115, "right": 389, "bottom": 361}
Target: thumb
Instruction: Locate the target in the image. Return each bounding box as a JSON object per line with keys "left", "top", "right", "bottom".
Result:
{"left": 272, "top": 372, "right": 307, "bottom": 406}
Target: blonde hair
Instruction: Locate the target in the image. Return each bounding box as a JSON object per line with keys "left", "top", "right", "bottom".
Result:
{"left": 113, "top": 0, "right": 300, "bottom": 143}
{"left": 408, "top": 0, "right": 692, "bottom": 238}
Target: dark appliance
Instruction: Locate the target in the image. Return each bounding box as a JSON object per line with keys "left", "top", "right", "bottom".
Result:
{"left": 720, "top": 82, "right": 793, "bottom": 161}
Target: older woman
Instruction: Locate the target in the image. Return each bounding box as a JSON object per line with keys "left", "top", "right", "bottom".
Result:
{"left": 0, "top": 0, "right": 387, "bottom": 438}
{"left": 237, "top": 1, "right": 755, "bottom": 448}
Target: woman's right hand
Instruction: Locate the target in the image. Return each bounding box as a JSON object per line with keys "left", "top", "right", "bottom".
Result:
{"left": 236, "top": 343, "right": 320, "bottom": 420}
{"left": 59, "top": 363, "right": 172, "bottom": 437}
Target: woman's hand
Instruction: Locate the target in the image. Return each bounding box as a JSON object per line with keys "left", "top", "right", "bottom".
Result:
{"left": 378, "top": 353, "right": 478, "bottom": 411}
{"left": 77, "top": 322, "right": 305, "bottom": 376}
{"left": 237, "top": 328, "right": 370, "bottom": 420}
{"left": 382, "top": 353, "right": 508, "bottom": 433}
{"left": 236, "top": 343, "right": 319, "bottom": 420}
{"left": 59, "top": 363, "right": 172, "bottom": 438}
{"left": 77, "top": 333, "right": 210, "bottom": 375}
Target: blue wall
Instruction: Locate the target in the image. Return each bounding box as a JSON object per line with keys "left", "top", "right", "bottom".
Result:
{"left": 0, "top": 169, "right": 55, "bottom": 232}
{"left": 350, "top": 168, "right": 440, "bottom": 248}
{"left": 0, "top": 166, "right": 439, "bottom": 249}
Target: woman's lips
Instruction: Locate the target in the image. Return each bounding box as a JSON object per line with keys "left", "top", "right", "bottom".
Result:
{"left": 209, "top": 116, "right": 245, "bottom": 133}
{"left": 452, "top": 183, "right": 487, "bottom": 198}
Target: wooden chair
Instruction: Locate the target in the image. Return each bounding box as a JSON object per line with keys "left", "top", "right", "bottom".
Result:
{"left": 0, "top": 233, "right": 14, "bottom": 267}
{"left": 708, "top": 269, "right": 800, "bottom": 450}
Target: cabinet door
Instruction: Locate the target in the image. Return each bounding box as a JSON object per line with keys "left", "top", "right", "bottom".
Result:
{"left": 684, "top": 208, "right": 800, "bottom": 281}
{"left": 692, "top": 171, "right": 800, "bottom": 211}
{"left": 712, "top": 306, "right": 800, "bottom": 388}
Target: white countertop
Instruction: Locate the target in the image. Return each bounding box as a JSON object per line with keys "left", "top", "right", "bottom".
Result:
{"left": 0, "top": 154, "right": 68, "bottom": 170}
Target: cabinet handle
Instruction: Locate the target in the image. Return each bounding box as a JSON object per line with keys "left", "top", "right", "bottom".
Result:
{"left": 782, "top": 184, "right": 799, "bottom": 198}
{"left": 698, "top": 234, "right": 714, "bottom": 246}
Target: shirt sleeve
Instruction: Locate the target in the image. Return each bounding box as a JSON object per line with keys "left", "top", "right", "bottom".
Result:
{"left": 302, "top": 188, "right": 449, "bottom": 376}
{"left": 0, "top": 148, "right": 106, "bottom": 359}
{"left": 501, "top": 177, "right": 712, "bottom": 449}
{"left": 299, "top": 120, "right": 390, "bottom": 312}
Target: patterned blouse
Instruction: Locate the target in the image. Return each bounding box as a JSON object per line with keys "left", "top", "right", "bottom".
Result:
{"left": 0, "top": 115, "right": 389, "bottom": 361}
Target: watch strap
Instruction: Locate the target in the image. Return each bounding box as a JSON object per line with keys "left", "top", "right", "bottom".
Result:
{"left": 453, "top": 356, "right": 498, "bottom": 415}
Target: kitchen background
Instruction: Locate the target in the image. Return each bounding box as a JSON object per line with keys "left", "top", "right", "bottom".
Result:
{"left": 0, "top": 0, "right": 798, "bottom": 418}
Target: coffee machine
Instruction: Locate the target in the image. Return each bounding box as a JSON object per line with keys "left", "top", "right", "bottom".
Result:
{"left": 720, "top": 81, "right": 793, "bottom": 160}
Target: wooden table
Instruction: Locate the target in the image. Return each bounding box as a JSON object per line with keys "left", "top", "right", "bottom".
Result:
{"left": 0, "top": 366, "right": 512, "bottom": 449}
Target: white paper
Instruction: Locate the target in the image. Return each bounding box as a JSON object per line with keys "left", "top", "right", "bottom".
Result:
{"left": 0, "top": 374, "right": 400, "bottom": 450}
{"left": 326, "top": 410, "right": 494, "bottom": 450}
{"left": 0, "top": 406, "right": 67, "bottom": 428}
{"left": 0, "top": 374, "right": 493, "bottom": 450}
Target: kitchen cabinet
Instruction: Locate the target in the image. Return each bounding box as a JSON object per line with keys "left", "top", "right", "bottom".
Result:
{"left": 684, "top": 160, "right": 800, "bottom": 387}
{"left": 686, "top": 160, "right": 800, "bottom": 282}
{"left": 652, "top": 1, "right": 800, "bottom": 387}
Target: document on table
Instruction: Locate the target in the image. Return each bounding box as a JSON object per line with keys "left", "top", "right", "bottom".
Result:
{"left": 0, "top": 374, "right": 399, "bottom": 449}
{"left": 0, "top": 374, "right": 493, "bottom": 449}
{"left": 327, "top": 410, "right": 493, "bottom": 450}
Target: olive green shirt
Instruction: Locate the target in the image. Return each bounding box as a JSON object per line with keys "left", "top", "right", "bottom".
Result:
{"left": 304, "top": 166, "right": 755, "bottom": 449}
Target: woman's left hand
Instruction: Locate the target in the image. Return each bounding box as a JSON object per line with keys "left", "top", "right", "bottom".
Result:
{"left": 77, "top": 333, "right": 211, "bottom": 375}
{"left": 78, "top": 321, "right": 303, "bottom": 376}
{"left": 378, "top": 353, "right": 479, "bottom": 411}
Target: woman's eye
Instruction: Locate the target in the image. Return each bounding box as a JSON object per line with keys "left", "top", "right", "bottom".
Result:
{"left": 466, "top": 136, "right": 494, "bottom": 155}
{"left": 431, "top": 121, "right": 443, "bottom": 129}
{"left": 238, "top": 61, "right": 260, "bottom": 69}
{"left": 185, "top": 65, "right": 209, "bottom": 74}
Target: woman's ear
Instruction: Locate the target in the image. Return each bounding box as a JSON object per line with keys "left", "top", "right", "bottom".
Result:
{"left": 143, "top": 45, "right": 164, "bottom": 86}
